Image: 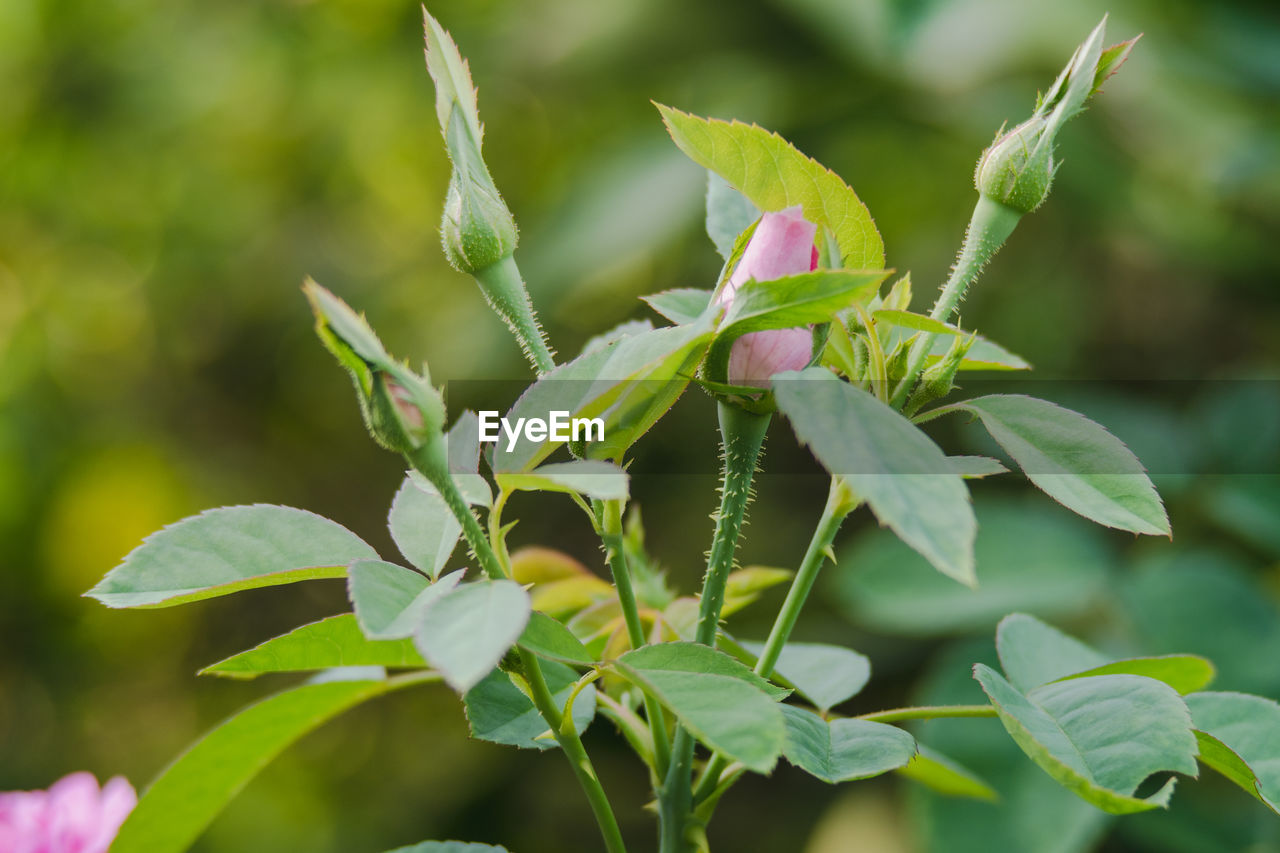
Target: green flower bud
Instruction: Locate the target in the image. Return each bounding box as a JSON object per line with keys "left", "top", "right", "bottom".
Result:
{"left": 440, "top": 107, "right": 519, "bottom": 275}
{"left": 974, "top": 116, "right": 1056, "bottom": 214}
{"left": 906, "top": 332, "right": 976, "bottom": 415}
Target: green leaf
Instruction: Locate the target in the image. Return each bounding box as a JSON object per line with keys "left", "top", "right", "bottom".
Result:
{"left": 878, "top": 315, "right": 1030, "bottom": 371}
{"left": 774, "top": 368, "right": 976, "bottom": 585}
{"left": 898, "top": 745, "right": 999, "bottom": 801}
{"left": 1057, "top": 657, "right": 1216, "bottom": 695}
{"left": 780, "top": 705, "right": 915, "bottom": 783}
{"left": 705, "top": 271, "right": 887, "bottom": 382}
{"left": 441, "top": 410, "right": 494, "bottom": 508}
{"left": 87, "top": 505, "right": 377, "bottom": 609}
{"left": 518, "top": 611, "right": 595, "bottom": 665}
{"left": 422, "top": 10, "right": 483, "bottom": 149}
{"left": 974, "top": 665, "right": 1198, "bottom": 814}
{"left": 948, "top": 455, "right": 1008, "bottom": 479}
{"left": 388, "top": 477, "right": 462, "bottom": 579}
{"left": 414, "top": 580, "right": 531, "bottom": 693}
{"left": 938, "top": 395, "right": 1169, "bottom": 535}
{"left": 835, "top": 499, "right": 1110, "bottom": 635}
{"left": 1185, "top": 691, "right": 1280, "bottom": 813}
{"left": 706, "top": 171, "right": 760, "bottom": 260}
{"left": 496, "top": 461, "right": 628, "bottom": 501}
{"left": 579, "top": 319, "right": 654, "bottom": 356}
{"left": 463, "top": 659, "right": 597, "bottom": 751}
{"left": 200, "top": 614, "right": 427, "bottom": 679}
{"left": 613, "top": 642, "right": 786, "bottom": 772}
{"left": 641, "top": 288, "right": 713, "bottom": 325}
{"left": 872, "top": 309, "right": 957, "bottom": 335}
{"left": 109, "top": 677, "right": 422, "bottom": 853}
{"left": 384, "top": 843, "right": 509, "bottom": 853}
{"left": 996, "top": 613, "right": 1109, "bottom": 693}
{"left": 740, "top": 641, "right": 870, "bottom": 711}
{"left": 491, "top": 323, "right": 713, "bottom": 471}
{"left": 348, "top": 561, "right": 463, "bottom": 640}
{"left": 657, "top": 105, "right": 883, "bottom": 270}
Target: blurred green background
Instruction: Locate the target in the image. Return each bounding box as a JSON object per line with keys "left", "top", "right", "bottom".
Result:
{"left": 2, "top": 0, "right": 1278, "bottom": 850}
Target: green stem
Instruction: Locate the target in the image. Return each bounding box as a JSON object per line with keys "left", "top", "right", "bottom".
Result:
{"left": 520, "top": 648, "right": 629, "bottom": 853}
{"left": 889, "top": 195, "right": 1022, "bottom": 408}
{"left": 600, "top": 498, "right": 672, "bottom": 776}
{"left": 406, "top": 438, "right": 506, "bottom": 581}
{"left": 660, "top": 401, "right": 771, "bottom": 853}
{"left": 693, "top": 478, "right": 856, "bottom": 805}
{"left": 472, "top": 254, "right": 557, "bottom": 374}
{"left": 856, "top": 704, "right": 996, "bottom": 723}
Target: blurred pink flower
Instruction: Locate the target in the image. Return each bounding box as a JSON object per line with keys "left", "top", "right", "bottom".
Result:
{"left": 0, "top": 772, "right": 136, "bottom": 853}
{"left": 718, "top": 206, "right": 819, "bottom": 387}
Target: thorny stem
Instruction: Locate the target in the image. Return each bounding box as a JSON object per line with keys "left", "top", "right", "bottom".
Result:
{"left": 693, "top": 477, "right": 857, "bottom": 805}
{"left": 889, "top": 195, "right": 1022, "bottom": 408}
{"left": 660, "top": 401, "right": 771, "bottom": 853}
{"left": 407, "top": 439, "right": 625, "bottom": 853}
{"left": 600, "top": 497, "right": 673, "bottom": 776}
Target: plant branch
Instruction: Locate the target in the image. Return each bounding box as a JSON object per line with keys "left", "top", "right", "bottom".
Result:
{"left": 856, "top": 704, "right": 997, "bottom": 723}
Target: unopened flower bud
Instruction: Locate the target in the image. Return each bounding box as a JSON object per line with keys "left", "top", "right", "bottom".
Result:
{"left": 440, "top": 108, "right": 519, "bottom": 275}
{"left": 974, "top": 116, "right": 1055, "bottom": 214}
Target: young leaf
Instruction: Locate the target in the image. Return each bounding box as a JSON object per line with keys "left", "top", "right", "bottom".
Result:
{"left": 719, "top": 566, "right": 792, "bottom": 618}
{"left": 1185, "top": 691, "right": 1280, "bottom": 813}
{"left": 705, "top": 271, "right": 887, "bottom": 382}
{"left": 780, "top": 705, "right": 916, "bottom": 783}
{"left": 414, "top": 580, "right": 532, "bottom": 693}
{"left": 935, "top": 395, "right": 1169, "bottom": 535}
{"left": 463, "top": 660, "right": 597, "bottom": 751}
{"left": 496, "top": 461, "right": 628, "bottom": 501}
{"left": 579, "top": 319, "right": 654, "bottom": 357}
{"left": 518, "top": 611, "right": 595, "bottom": 665}
{"left": 657, "top": 105, "right": 883, "bottom": 270}
{"left": 348, "top": 561, "right": 464, "bottom": 640}
{"left": 897, "top": 746, "right": 999, "bottom": 801}
{"left": 774, "top": 368, "right": 976, "bottom": 585}
{"left": 387, "top": 476, "right": 463, "bottom": 580}
{"left": 948, "top": 456, "right": 1009, "bottom": 479}
{"left": 201, "top": 614, "right": 427, "bottom": 678}
{"left": 384, "top": 843, "right": 509, "bottom": 853}
{"left": 613, "top": 643, "right": 787, "bottom": 772}
{"left": 974, "top": 665, "right": 1199, "bottom": 813}
{"left": 491, "top": 322, "right": 713, "bottom": 471}
{"left": 916, "top": 332, "right": 1030, "bottom": 371}
{"left": 740, "top": 641, "right": 871, "bottom": 711}
{"left": 706, "top": 171, "right": 761, "bottom": 260}
{"left": 87, "top": 505, "right": 377, "bottom": 609}
{"left": 109, "top": 677, "right": 423, "bottom": 853}
{"left": 641, "top": 288, "right": 713, "bottom": 325}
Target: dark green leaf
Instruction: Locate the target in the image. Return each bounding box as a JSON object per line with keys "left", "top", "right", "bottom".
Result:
{"left": 518, "top": 612, "right": 595, "bottom": 665}
{"left": 200, "top": 614, "right": 427, "bottom": 679}
{"left": 463, "top": 660, "right": 596, "bottom": 751}
{"left": 1185, "top": 691, "right": 1280, "bottom": 813}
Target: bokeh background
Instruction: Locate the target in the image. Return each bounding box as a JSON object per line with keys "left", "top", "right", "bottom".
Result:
{"left": 2, "top": 0, "right": 1279, "bottom": 850}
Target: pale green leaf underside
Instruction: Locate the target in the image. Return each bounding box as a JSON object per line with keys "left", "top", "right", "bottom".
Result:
{"left": 706, "top": 171, "right": 761, "bottom": 260}
{"left": 897, "top": 745, "right": 999, "bottom": 801}
{"left": 614, "top": 643, "right": 786, "bottom": 772}
{"left": 780, "top": 705, "right": 916, "bottom": 783}
{"left": 741, "top": 640, "right": 870, "bottom": 711}
{"left": 463, "top": 659, "right": 597, "bottom": 751}
{"left": 388, "top": 476, "right": 463, "bottom": 579}
{"left": 88, "top": 504, "right": 377, "bottom": 608}
{"left": 1186, "top": 691, "right": 1280, "bottom": 813}
{"left": 641, "top": 288, "right": 713, "bottom": 326}
{"left": 109, "top": 677, "right": 421, "bottom": 853}
{"left": 496, "top": 460, "right": 628, "bottom": 501}
{"left": 414, "top": 581, "right": 531, "bottom": 693}
{"left": 657, "top": 105, "right": 884, "bottom": 270}
{"left": 975, "top": 665, "right": 1198, "bottom": 814}
{"left": 201, "top": 614, "right": 427, "bottom": 679}
{"left": 774, "top": 368, "right": 976, "bottom": 585}
{"left": 951, "top": 395, "right": 1169, "bottom": 535}
{"left": 348, "top": 561, "right": 463, "bottom": 640}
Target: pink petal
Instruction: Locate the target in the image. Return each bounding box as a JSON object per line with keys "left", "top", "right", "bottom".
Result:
{"left": 727, "top": 327, "right": 814, "bottom": 388}
{"left": 720, "top": 205, "right": 817, "bottom": 305}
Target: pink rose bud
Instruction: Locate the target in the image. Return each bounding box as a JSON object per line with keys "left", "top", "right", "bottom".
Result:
{"left": 0, "top": 772, "right": 136, "bottom": 853}
{"left": 719, "top": 206, "right": 819, "bottom": 387}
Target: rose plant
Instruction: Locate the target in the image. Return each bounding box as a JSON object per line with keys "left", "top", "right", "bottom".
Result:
{"left": 80, "top": 11, "right": 1280, "bottom": 853}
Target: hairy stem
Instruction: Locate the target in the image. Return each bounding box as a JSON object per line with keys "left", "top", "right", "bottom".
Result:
{"left": 693, "top": 477, "right": 856, "bottom": 804}
{"left": 889, "top": 195, "right": 1022, "bottom": 408}
{"left": 660, "top": 402, "right": 771, "bottom": 853}
{"left": 472, "top": 254, "right": 557, "bottom": 374}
